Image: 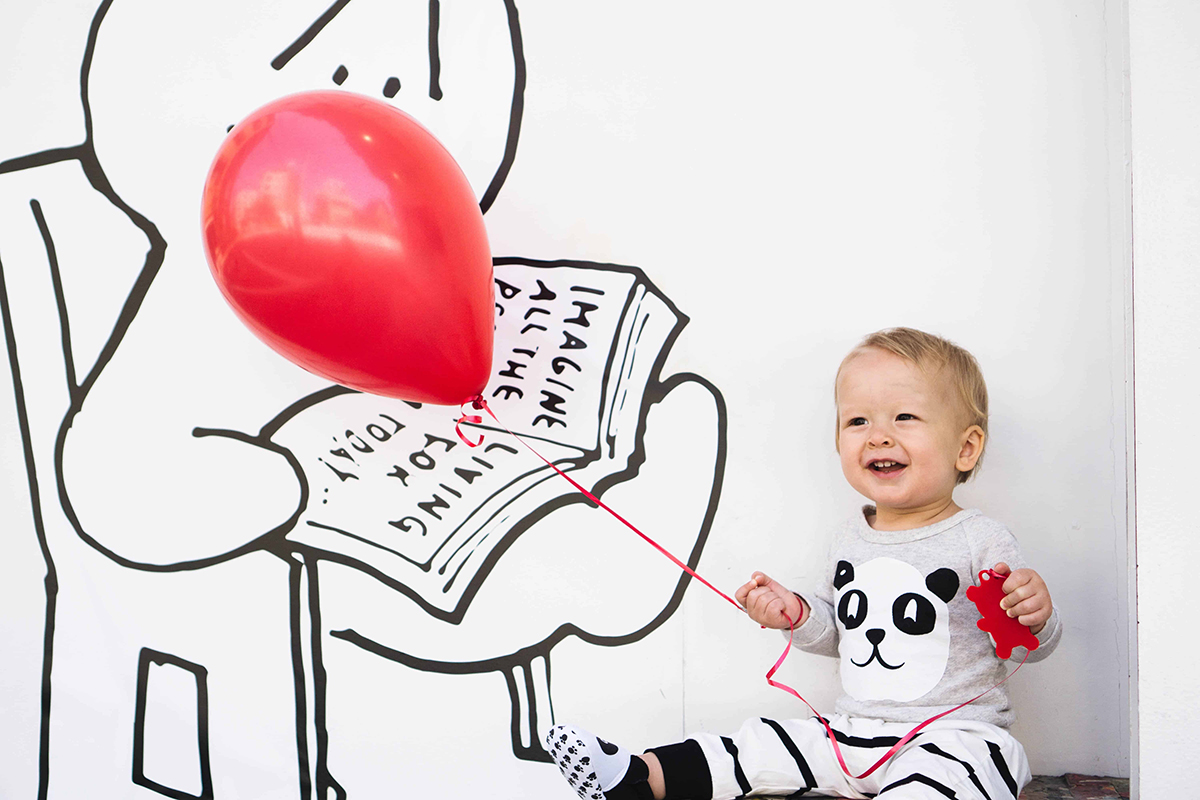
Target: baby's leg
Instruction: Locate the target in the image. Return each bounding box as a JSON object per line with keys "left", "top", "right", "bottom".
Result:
{"left": 876, "top": 721, "right": 1031, "bottom": 800}
{"left": 544, "top": 726, "right": 655, "bottom": 800}
{"left": 546, "top": 718, "right": 854, "bottom": 800}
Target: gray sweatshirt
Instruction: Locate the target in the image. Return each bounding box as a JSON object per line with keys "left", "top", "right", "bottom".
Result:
{"left": 790, "top": 507, "right": 1061, "bottom": 729}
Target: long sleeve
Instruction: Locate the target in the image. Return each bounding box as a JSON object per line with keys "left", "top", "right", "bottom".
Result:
{"left": 788, "top": 586, "right": 840, "bottom": 657}
{"left": 784, "top": 538, "right": 841, "bottom": 657}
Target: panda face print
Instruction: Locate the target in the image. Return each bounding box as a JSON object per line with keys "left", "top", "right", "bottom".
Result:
{"left": 833, "top": 557, "right": 959, "bottom": 702}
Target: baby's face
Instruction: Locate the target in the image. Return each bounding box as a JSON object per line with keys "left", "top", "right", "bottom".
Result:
{"left": 835, "top": 348, "right": 976, "bottom": 524}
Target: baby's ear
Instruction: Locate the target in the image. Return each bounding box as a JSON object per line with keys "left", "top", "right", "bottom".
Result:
{"left": 955, "top": 425, "right": 986, "bottom": 472}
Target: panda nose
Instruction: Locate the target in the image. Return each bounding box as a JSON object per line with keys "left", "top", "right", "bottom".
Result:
{"left": 866, "top": 628, "right": 885, "bottom": 646}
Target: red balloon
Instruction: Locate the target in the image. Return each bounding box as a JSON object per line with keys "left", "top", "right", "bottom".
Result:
{"left": 201, "top": 90, "right": 494, "bottom": 405}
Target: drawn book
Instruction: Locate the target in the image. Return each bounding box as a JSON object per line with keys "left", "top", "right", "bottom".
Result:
{"left": 272, "top": 259, "right": 685, "bottom": 620}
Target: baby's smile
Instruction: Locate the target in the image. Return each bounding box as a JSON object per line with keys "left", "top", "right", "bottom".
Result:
{"left": 867, "top": 459, "right": 907, "bottom": 475}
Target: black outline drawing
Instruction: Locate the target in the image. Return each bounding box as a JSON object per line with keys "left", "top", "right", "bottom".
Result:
{"left": 0, "top": 2, "right": 726, "bottom": 798}
{"left": 267, "top": 259, "right": 728, "bottom": 767}
{"left": 270, "top": 0, "right": 355, "bottom": 71}
{"left": 266, "top": 0, "right": 523, "bottom": 215}
{"left": 132, "top": 648, "right": 214, "bottom": 800}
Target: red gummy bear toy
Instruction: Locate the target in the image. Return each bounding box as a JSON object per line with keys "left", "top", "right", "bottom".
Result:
{"left": 965, "top": 569, "right": 1041, "bottom": 659}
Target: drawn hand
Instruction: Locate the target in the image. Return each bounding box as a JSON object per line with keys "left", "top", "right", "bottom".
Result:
{"left": 993, "top": 562, "right": 1052, "bottom": 635}
{"left": 736, "top": 572, "right": 807, "bottom": 630}
{"left": 320, "top": 371, "right": 726, "bottom": 660}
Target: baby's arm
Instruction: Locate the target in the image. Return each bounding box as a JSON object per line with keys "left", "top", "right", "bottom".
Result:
{"left": 993, "top": 562, "right": 1053, "bottom": 634}
{"left": 736, "top": 572, "right": 809, "bottom": 629}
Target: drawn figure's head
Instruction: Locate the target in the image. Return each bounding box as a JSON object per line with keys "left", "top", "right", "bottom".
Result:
{"left": 834, "top": 557, "right": 958, "bottom": 702}
{"left": 833, "top": 328, "right": 988, "bottom": 517}
{"left": 87, "top": 0, "right": 522, "bottom": 233}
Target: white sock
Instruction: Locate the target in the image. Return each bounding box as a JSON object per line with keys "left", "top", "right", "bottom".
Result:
{"left": 544, "top": 724, "right": 633, "bottom": 799}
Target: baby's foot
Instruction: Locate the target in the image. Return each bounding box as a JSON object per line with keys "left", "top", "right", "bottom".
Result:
{"left": 543, "top": 725, "right": 652, "bottom": 800}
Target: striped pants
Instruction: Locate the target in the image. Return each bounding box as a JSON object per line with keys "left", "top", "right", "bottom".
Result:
{"left": 648, "top": 715, "right": 1031, "bottom": 800}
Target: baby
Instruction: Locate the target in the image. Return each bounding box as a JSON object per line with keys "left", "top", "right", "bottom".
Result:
{"left": 546, "top": 327, "right": 1061, "bottom": 800}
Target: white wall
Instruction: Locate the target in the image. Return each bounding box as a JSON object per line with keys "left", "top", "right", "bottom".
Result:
{"left": 1129, "top": 0, "right": 1200, "bottom": 794}
{"left": 0, "top": 3, "right": 1133, "bottom": 797}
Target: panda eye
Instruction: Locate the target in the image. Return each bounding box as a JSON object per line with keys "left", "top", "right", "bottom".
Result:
{"left": 837, "top": 590, "right": 868, "bottom": 630}
{"left": 892, "top": 592, "right": 936, "bottom": 635}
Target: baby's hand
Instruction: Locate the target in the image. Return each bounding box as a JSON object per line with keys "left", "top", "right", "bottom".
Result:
{"left": 993, "top": 563, "right": 1053, "bottom": 635}
{"left": 735, "top": 572, "right": 808, "bottom": 630}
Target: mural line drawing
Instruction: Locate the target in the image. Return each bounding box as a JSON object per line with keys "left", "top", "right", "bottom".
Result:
{"left": 0, "top": 2, "right": 727, "bottom": 798}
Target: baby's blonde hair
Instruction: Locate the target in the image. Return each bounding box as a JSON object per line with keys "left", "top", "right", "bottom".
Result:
{"left": 834, "top": 327, "right": 989, "bottom": 484}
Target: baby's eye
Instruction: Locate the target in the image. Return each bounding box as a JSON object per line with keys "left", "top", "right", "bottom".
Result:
{"left": 847, "top": 417, "right": 867, "bottom": 427}
{"left": 896, "top": 413, "right": 916, "bottom": 421}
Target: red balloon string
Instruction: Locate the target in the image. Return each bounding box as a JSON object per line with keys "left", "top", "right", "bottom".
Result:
{"left": 465, "top": 398, "right": 743, "bottom": 611}
{"left": 454, "top": 397, "right": 1031, "bottom": 778}
{"left": 455, "top": 402, "right": 484, "bottom": 447}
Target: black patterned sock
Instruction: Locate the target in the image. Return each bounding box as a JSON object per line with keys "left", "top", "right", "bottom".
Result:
{"left": 544, "top": 725, "right": 653, "bottom": 800}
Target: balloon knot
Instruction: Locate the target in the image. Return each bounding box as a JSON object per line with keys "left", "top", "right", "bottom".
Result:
{"left": 471, "top": 396, "right": 486, "bottom": 411}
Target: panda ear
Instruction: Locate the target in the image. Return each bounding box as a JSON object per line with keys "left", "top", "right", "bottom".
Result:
{"left": 925, "top": 568, "right": 959, "bottom": 603}
{"left": 834, "top": 560, "right": 854, "bottom": 590}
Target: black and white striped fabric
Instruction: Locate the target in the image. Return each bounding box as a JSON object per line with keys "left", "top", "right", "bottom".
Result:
{"left": 664, "top": 714, "right": 1030, "bottom": 800}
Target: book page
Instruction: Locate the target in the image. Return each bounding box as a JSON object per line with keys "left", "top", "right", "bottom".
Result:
{"left": 486, "top": 262, "right": 635, "bottom": 450}
{"left": 274, "top": 261, "right": 683, "bottom": 617}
